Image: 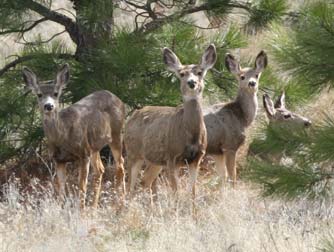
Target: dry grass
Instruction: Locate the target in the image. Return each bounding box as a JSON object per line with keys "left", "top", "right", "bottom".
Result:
{"left": 0, "top": 178, "right": 332, "bottom": 252}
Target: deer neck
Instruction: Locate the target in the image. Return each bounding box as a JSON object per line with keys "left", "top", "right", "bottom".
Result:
{"left": 182, "top": 97, "right": 204, "bottom": 132}
{"left": 42, "top": 110, "right": 65, "bottom": 144}
{"left": 235, "top": 89, "right": 258, "bottom": 127}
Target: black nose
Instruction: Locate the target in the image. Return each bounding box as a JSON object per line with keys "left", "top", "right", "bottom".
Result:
{"left": 187, "top": 80, "right": 196, "bottom": 89}
{"left": 249, "top": 81, "right": 256, "bottom": 87}
{"left": 304, "top": 121, "right": 311, "bottom": 127}
{"left": 44, "top": 104, "right": 54, "bottom": 111}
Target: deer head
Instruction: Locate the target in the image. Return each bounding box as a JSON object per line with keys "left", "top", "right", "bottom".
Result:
{"left": 225, "top": 50, "right": 267, "bottom": 94}
{"left": 22, "top": 64, "right": 70, "bottom": 117}
{"left": 263, "top": 92, "right": 312, "bottom": 127}
{"left": 163, "top": 44, "right": 217, "bottom": 101}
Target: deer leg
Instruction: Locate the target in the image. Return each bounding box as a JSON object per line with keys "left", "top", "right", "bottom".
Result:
{"left": 212, "top": 154, "right": 227, "bottom": 186}
{"left": 78, "top": 158, "right": 90, "bottom": 209}
{"left": 142, "top": 165, "right": 162, "bottom": 203}
{"left": 110, "top": 143, "right": 126, "bottom": 196}
{"left": 225, "top": 150, "right": 237, "bottom": 188}
{"left": 189, "top": 162, "right": 199, "bottom": 218}
{"left": 189, "top": 151, "right": 205, "bottom": 201}
{"left": 55, "top": 162, "right": 67, "bottom": 203}
{"left": 128, "top": 159, "right": 144, "bottom": 194}
{"left": 167, "top": 160, "right": 179, "bottom": 194}
{"left": 188, "top": 162, "right": 199, "bottom": 201}
{"left": 90, "top": 152, "right": 105, "bottom": 208}
{"left": 188, "top": 152, "right": 205, "bottom": 218}
{"left": 109, "top": 136, "right": 125, "bottom": 188}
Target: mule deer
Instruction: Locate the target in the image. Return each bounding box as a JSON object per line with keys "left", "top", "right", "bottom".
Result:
{"left": 22, "top": 64, "right": 126, "bottom": 208}
{"left": 125, "top": 44, "right": 217, "bottom": 199}
{"left": 203, "top": 51, "right": 268, "bottom": 186}
{"left": 247, "top": 92, "right": 312, "bottom": 162}
{"left": 263, "top": 92, "right": 311, "bottom": 127}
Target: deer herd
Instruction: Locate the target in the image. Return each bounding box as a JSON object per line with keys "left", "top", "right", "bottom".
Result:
{"left": 22, "top": 44, "right": 311, "bottom": 209}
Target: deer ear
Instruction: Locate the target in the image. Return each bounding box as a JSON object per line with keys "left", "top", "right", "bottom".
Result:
{"left": 163, "top": 47, "right": 182, "bottom": 73}
{"left": 274, "top": 91, "right": 285, "bottom": 109}
{"left": 55, "top": 64, "right": 70, "bottom": 93}
{"left": 225, "top": 53, "right": 240, "bottom": 75}
{"left": 200, "top": 44, "right": 217, "bottom": 72}
{"left": 263, "top": 93, "right": 275, "bottom": 117}
{"left": 255, "top": 50, "right": 268, "bottom": 72}
{"left": 22, "top": 67, "right": 40, "bottom": 94}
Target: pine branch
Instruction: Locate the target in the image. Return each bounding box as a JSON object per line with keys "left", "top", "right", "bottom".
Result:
{"left": 244, "top": 159, "right": 334, "bottom": 200}
{"left": 138, "top": 3, "right": 209, "bottom": 33}
{"left": 24, "top": 0, "right": 80, "bottom": 46}
{"left": 124, "top": 0, "right": 147, "bottom": 11}
{"left": 0, "top": 17, "right": 48, "bottom": 36}
{"left": 19, "top": 30, "right": 67, "bottom": 46}
{"left": 0, "top": 53, "right": 74, "bottom": 77}
{"left": 228, "top": 1, "right": 251, "bottom": 11}
{"left": 137, "top": 1, "right": 251, "bottom": 33}
{"left": 0, "top": 55, "right": 33, "bottom": 76}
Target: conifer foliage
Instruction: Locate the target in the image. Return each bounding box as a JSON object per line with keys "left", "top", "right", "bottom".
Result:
{"left": 246, "top": 1, "right": 334, "bottom": 202}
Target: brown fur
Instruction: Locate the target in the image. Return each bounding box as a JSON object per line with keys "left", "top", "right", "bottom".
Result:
{"left": 247, "top": 93, "right": 311, "bottom": 162}
{"left": 263, "top": 92, "right": 311, "bottom": 128}
{"left": 23, "top": 65, "right": 126, "bottom": 208}
{"left": 125, "top": 45, "right": 217, "bottom": 199}
{"left": 204, "top": 51, "right": 268, "bottom": 186}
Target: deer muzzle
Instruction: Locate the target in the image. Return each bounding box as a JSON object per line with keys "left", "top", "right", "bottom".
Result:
{"left": 44, "top": 103, "right": 54, "bottom": 111}
{"left": 187, "top": 79, "right": 196, "bottom": 89}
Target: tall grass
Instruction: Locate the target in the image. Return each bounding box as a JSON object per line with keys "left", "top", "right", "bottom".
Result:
{"left": 0, "top": 178, "right": 332, "bottom": 252}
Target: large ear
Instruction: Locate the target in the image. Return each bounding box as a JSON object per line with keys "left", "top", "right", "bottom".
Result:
{"left": 22, "top": 67, "right": 40, "bottom": 94}
{"left": 225, "top": 53, "right": 241, "bottom": 75}
{"left": 255, "top": 50, "right": 268, "bottom": 72}
{"left": 54, "top": 64, "right": 70, "bottom": 93}
{"left": 263, "top": 93, "right": 275, "bottom": 117}
{"left": 200, "top": 44, "right": 217, "bottom": 72}
{"left": 163, "top": 47, "right": 182, "bottom": 73}
{"left": 274, "top": 91, "right": 286, "bottom": 109}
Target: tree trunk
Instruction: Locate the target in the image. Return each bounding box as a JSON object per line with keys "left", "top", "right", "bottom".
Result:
{"left": 70, "top": 0, "right": 114, "bottom": 60}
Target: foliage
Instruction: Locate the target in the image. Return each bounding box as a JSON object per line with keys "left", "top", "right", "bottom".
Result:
{"left": 245, "top": 0, "right": 334, "bottom": 203}
{"left": 206, "top": 0, "right": 233, "bottom": 17}
{"left": 245, "top": 159, "right": 333, "bottom": 200}
{"left": 247, "top": 0, "right": 288, "bottom": 30}
{"left": 246, "top": 116, "right": 334, "bottom": 201}
{"left": 267, "top": 1, "right": 334, "bottom": 92}
{"left": 259, "top": 65, "right": 313, "bottom": 106}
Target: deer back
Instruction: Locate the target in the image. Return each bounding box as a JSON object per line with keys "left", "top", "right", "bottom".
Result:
{"left": 47, "top": 90, "right": 125, "bottom": 162}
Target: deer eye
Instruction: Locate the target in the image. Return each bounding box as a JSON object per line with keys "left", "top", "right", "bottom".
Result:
{"left": 240, "top": 75, "right": 245, "bottom": 80}
{"left": 54, "top": 92, "right": 58, "bottom": 97}
{"left": 197, "top": 71, "right": 203, "bottom": 76}
{"left": 255, "top": 74, "right": 259, "bottom": 78}
{"left": 284, "top": 114, "right": 291, "bottom": 119}
{"left": 180, "top": 72, "right": 185, "bottom": 77}
{"left": 37, "top": 93, "right": 42, "bottom": 98}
